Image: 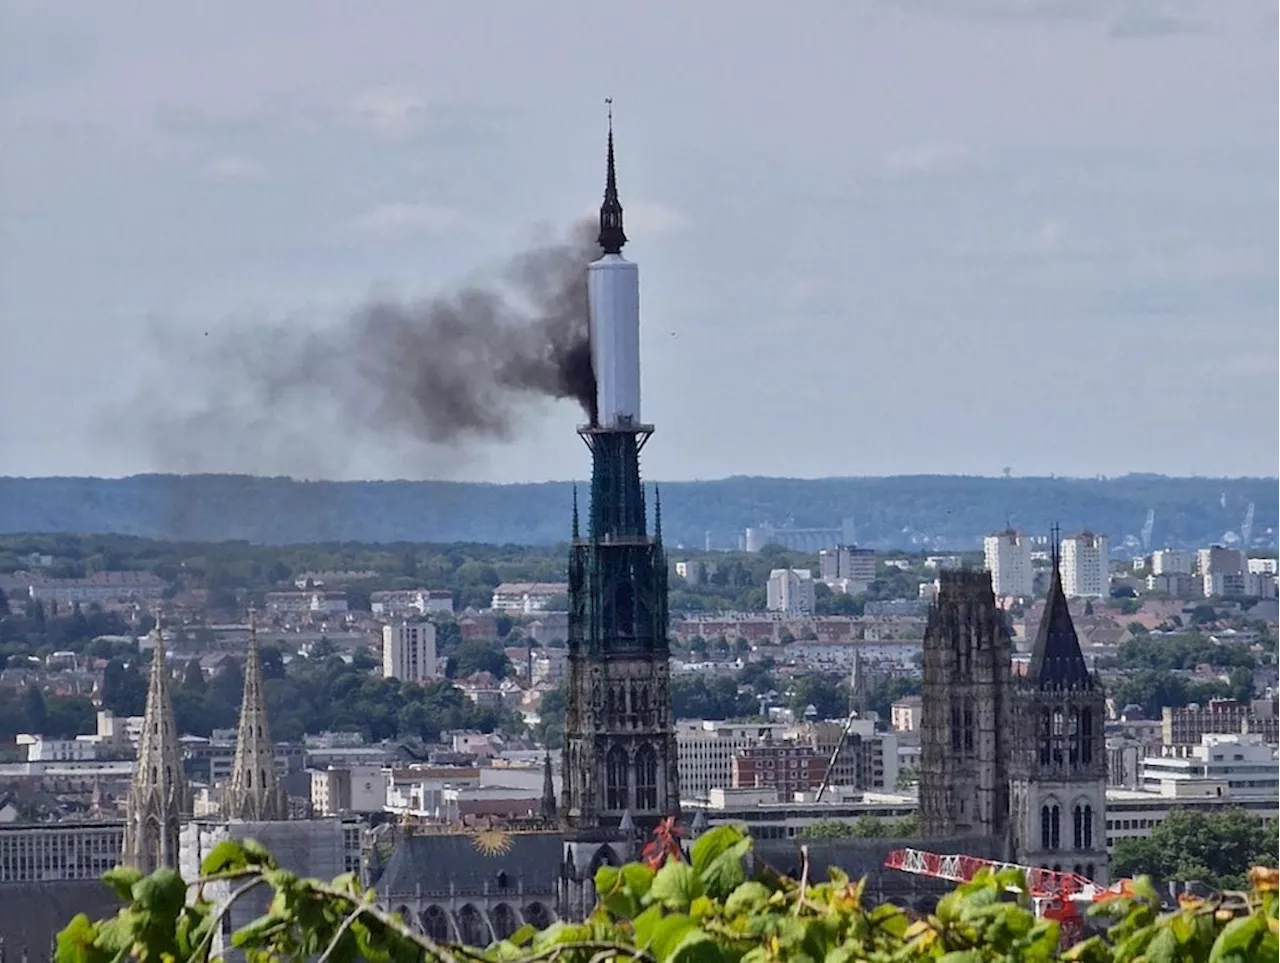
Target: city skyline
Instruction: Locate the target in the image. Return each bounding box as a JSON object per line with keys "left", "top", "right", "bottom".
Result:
{"left": 1, "top": 1, "right": 1276, "bottom": 483}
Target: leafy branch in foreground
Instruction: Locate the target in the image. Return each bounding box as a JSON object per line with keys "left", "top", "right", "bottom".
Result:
{"left": 57, "top": 829, "right": 1278, "bottom": 963}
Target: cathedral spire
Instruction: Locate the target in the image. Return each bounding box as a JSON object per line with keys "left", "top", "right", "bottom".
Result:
{"left": 571, "top": 485, "right": 580, "bottom": 539}
{"left": 598, "top": 99, "right": 626, "bottom": 255}
{"left": 541, "top": 749, "right": 557, "bottom": 821}
{"left": 122, "top": 612, "right": 186, "bottom": 872}
{"left": 222, "top": 606, "right": 287, "bottom": 821}
{"left": 1028, "top": 524, "right": 1092, "bottom": 691}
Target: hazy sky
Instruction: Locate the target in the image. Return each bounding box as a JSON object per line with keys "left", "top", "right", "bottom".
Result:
{"left": 1, "top": 1, "right": 1276, "bottom": 483}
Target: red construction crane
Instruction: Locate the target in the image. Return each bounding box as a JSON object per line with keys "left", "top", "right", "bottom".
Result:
{"left": 883, "top": 848, "right": 1125, "bottom": 946}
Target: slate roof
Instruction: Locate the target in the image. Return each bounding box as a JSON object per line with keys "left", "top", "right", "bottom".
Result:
{"left": 1027, "top": 564, "right": 1094, "bottom": 691}
{"left": 375, "top": 831, "right": 563, "bottom": 898}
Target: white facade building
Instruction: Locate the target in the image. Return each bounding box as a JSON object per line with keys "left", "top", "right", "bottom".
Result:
{"left": 15, "top": 734, "right": 98, "bottom": 762}
{"left": 1151, "top": 549, "right": 1194, "bottom": 575}
{"left": 676, "top": 721, "right": 789, "bottom": 800}
{"left": 0, "top": 820, "right": 124, "bottom": 883}
{"left": 382, "top": 621, "right": 438, "bottom": 683}
{"left": 1247, "top": 557, "right": 1278, "bottom": 575}
{"left": 983, "top": 530, "right": 1033, "bottom": 598}
{"left": 766, "top": 569, "right": 815, "bottom": 616}
{"left": 1139, "top": 733, "right": 1278, "bottom": 798}
{"left": 1061, "top": 532, "right": 1109, "bottom": 598}
{"left": 490, "top": 582, "right": 568, "bottom": 615}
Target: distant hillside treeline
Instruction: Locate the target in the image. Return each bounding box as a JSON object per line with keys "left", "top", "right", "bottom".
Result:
{"left": 0, "top": 474, "right": 1274, "bottom": 549}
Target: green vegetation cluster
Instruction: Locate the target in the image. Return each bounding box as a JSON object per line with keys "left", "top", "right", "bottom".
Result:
{"left": 1111, "top": 809, "right": 1278, "bottom": 892}
{"left": 58, "top": 828, "right": 1280, "bottom": 963}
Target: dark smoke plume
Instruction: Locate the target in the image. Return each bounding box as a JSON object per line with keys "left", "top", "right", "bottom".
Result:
{"left": 129, "top": 220, "right": 600, "bottom": 478}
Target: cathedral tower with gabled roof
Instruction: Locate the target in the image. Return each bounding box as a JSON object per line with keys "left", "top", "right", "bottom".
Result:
{"left": 122, "top": 615, "right": 187, "bottom": 872}
{"left": 1009, "top": 527, "right": 1108, "bottom": 882}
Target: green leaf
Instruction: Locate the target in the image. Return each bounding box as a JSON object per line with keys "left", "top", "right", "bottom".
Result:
{"left": 1145, "top": 927, "right": 1179, "bottom": 963}
{"left": 669, "top": 929, "right": 724, "bottom": 963}
{"left": 690, "top": 825, "right": 745, "bottom": 875}
{"left": 724, "top": 881, "right": 771, "bottom": 917}
{"left": 506, "top": 923, "right": 537, "bottom": 947}
{"left": 231, "top": 912, "right": 284, "bottom": 948}
{"left": 241, "top": 837, "right": 276, "bottom": 867}
{"left": 201, "top": 839, "right": 250, "bottom": 875}
{"left": 101, "top": 866, "right": 143, "bottom": 903}
{"left": 54, "top": 915, "right": 99, "bottom": 963}
{"left": 699, "top": 837, "right": 751, "bottom": 899}
{"left": 650, "top": 860, "right": 704, "bottom": 912}
{"left": 621, "top": 862, "right": 655, "bottom": 898}
{"left": 642, "top": 913, "right": 697, "bottom": 960}
{"left": 1210, "top": 915, "right": 1265, "bottom": 963}
{"left": 595, "top": 864, "right": 621, "bottom": 898}
{"left": 131, "top": 868, "right": 187, "bottom": 921}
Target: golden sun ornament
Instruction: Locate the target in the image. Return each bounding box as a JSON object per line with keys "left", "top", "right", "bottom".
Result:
{"left": 472, "top": 825, "right": 514, "bottom": 857}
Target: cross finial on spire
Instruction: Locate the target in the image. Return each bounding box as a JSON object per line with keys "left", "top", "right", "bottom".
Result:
{"left": 598, "top": 98, "right": 626, "bottom": 254}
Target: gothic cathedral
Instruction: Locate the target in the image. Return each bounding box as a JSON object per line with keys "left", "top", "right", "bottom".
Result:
{"left": 1008, "top": 535, "right": 1109, "bottom": 882}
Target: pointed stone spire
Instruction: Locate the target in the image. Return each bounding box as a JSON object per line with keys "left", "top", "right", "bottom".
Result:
{"left": 653, "top": 485, "right": 663, "bottom": 544}
{"left": 222, "top": 607, "right": 287, "bottom": 820}
{"left": 1029, "top": 525, "right": 1093, "bottom": 691}
{"left": 571, "top": 485, "right": 580, "bottom": 539}
{"left": 122, "top": 612, "right": 186, "bottom": 872}
{"left": 541, "top": 749, "right": 558, "bottom": 821}
{"left": 598, "top": 99, "right": 627, "bottom": 254}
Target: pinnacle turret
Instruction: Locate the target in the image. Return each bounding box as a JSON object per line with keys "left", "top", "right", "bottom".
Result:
{"left": 541, "top": 750, "right": 557, "bottom": 821}
{"left": 122, "top": 614, "right": 186, "bottom": 872}
{"left": 222, "top": 608, "right": 287, "bottom": 821}
{"left": 598, "top": 100, "right": 626, "bottom": 255}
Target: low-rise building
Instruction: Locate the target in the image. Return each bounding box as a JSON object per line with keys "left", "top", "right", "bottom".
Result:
{"left": 1139, "top": 733, "right": 1278, "bottom": 797}
{"left": 490, "top": 583, "right": 568, "bottom": 615}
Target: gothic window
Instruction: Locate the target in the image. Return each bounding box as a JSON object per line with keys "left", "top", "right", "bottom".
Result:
{"left": 963, "top": 702, "right": 975, "bottom": 753}
{"left": 1083, "top": 805, "right": 1094, "bottom": 849}
{"left": 1042, "top": 802, "right": 1061, "bottom": 850}
{"left": 1068, "top": 709, "right": 1081, "bottom": 765}
{"left": 260, "top": 768, "right": 269, "bottom": 792}
{"left": 635, "top": 744, "right": 658, "bottom": 810}
{"left": 421, "top": 905, "right": 451, "bottom": 941}
{"left": 490, "top": 904, "right": 519, "bottom": 941}
{"left": 1073, "top": 805, "right": 1084, "bottom": 849}
{"left": 1086, "top": 863, "right": 1095, "bottom": 880}
{"left": 1052, "top": 709, "right": 1065, "bottom": 765}
{"left": 1081, "top": 709, "right": 1094, "bottom": 765}
{"left": 1039, "top": 709, "right": 1052, "bottom": 765}
{"left": 246, "top": 768, "right": 253, "bottom": 789}
{"left": 956, "top": 626, "right": 971, "bottom": 676}
{"left": 1073, "top": 864, "right": 1084, "bottom": 877}
{"left": 951, "top": 705, "right": 962, "bottom": 751}
{"left": 605, "top": 746, "right": 628, "bottom": 810}
{"left": 456, "top": 905, "right": 488, "bottom": 946}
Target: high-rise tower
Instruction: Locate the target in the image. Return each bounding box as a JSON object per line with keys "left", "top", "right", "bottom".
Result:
{"left": 1009, "top": 530, "right": 1108, "bottom": 881}
{"left": 222, "top": 608, "right": 287, "bottom": 821}
{"left": 918, "top": 571, "right": 1011, "bottom": 841}
{"left": 122, "top": 617, "right": 187, "bottom": 872}
{"left": 560, "top": 113, "right": 679, "bottom": 916}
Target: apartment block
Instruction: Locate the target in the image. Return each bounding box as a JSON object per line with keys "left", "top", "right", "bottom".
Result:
{"left": 382, "top": 621, "right": 439, "bottom": 683}
{"left": 983, "top": 529, "right": 1033, "bottom": 598}
{"left": 1061, "top": 532, "right": 1109, "bottom": 598}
